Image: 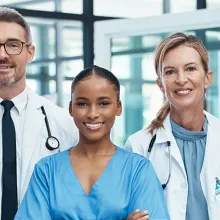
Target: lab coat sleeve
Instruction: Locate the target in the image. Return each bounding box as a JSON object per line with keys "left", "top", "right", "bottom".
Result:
{"left": 128, "top": 160, "right": 170, "bottom": 220}
{"left": 15, "top": 160, "right": 52, "bottom": 220}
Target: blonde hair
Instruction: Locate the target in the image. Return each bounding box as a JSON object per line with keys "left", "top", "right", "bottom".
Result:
{"left": 148, "top": 32, "right": 209, "bottom": 134}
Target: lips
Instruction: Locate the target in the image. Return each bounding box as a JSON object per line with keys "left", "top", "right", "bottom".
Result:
{"left": 84, "top": 122, "right": 104, "bottom": 130}
{"left": 0, "top": 62, "right": 14, "bottom": 72}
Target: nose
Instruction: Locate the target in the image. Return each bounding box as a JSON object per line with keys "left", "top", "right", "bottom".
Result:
{"left": 87, "top": 105, "right": 99, "bottom": 120}
{"left": 175, "top": 70, "right": 188, "bottom": 86}
{"left": 0, "top": 45, "right": 9, "bottom": 59}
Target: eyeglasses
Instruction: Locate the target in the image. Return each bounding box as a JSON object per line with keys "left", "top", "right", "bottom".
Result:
{"left": 0, "top": 40, "right": 30, "bottom": 55}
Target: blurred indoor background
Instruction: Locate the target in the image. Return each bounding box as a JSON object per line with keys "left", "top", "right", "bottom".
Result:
{"left": 1, "top": 0, "right": 220, "bottom": 145}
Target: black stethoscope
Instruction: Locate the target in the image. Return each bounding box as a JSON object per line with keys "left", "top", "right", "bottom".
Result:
{"left": 148, "top": 134, "right": 171, "bottom": 190}
{"left": 40, "top": 106, "right": 60, "bottom": 151}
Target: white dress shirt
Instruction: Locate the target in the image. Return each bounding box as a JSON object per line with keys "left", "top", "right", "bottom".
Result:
{"left": 0, "top": 87, "right": 28, "bottom": 205}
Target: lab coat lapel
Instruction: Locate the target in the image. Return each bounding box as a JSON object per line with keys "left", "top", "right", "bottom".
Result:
{"left": 156, "top": 115, "right": 186, "bottom": 177}
{"left": 201, "top": 112, "right": 220, "bottom": 218}
{"left": 20, "top": 89, "right": 45, "bottom": 193}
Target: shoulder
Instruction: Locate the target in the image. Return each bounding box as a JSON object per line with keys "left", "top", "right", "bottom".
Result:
{"left": 27, "top": 88, "right": 71, "bottom": 118}
{"left": 205, "top": 110, "right": 220, "bottom": 126}
{"left": 28, "top": 89, "right": 75, "bottom": 130}
{"left": 126, "top": 129, "right": 153, "bottom": 145}
{"left": 124, "top": 129, "right": 154, "bottom": 156}
{"left": 41, "top": 97, "right": 70, "bottom": 118}
{"left": 116, "top": 146, "right": 151, "bottom": 168}
{"left": 36, "top": 150, "right": 69, "bottom": 172}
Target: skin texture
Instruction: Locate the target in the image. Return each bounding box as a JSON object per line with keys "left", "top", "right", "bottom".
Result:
{"left": 157, "top": 45, "right": 213, "bottom": 131}
{"left": 0, "top": 21, "right": 35, "bottom": 99}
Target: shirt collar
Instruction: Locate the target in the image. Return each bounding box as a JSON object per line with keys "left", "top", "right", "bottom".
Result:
{"left": 0, "top": 87, "right": 28, "bottom": 114}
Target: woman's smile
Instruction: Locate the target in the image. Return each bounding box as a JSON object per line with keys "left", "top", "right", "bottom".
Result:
{"left": 83, "top": 122, "right": 104, "bottom": 130}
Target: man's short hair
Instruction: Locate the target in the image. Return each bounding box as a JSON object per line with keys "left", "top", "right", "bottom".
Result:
{"left": 0, "top": 7, "right": 32, "bottom": 44}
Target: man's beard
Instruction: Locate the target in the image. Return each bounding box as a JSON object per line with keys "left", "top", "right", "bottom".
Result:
{"left": 0, "top": 60, "right": 21, "bottom": 87}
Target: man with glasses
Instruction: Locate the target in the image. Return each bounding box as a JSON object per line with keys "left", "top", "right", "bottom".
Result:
{"left": 0, "top": 7, "right": 78, "bottom": 220}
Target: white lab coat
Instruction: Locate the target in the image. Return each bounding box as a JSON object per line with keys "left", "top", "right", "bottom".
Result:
{"left": 18, "top": 88, "right": 79, "bottom": 204}
{"left": 124, "top": 111, "right": 220, "bottom": 220}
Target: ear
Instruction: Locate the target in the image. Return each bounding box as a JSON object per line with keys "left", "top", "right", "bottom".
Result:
{"left": 69, "top": 101, "right": 73, "bottom": 116}
{"left": 116, "top": 100, "right": 122, "bottom": 116}
{"left": 156, "top": 78, "right": 165, "bottom": 94}
{"left": 27, "top": 45, "right": 35, "bottom": 64}
{"left": 204, "top": 70, "right": 213, "bottom": 89}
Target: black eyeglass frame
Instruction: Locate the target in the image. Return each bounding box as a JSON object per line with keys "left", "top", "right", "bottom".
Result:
{"left": 0, "top": 40, "right": 31, "bottom": 55}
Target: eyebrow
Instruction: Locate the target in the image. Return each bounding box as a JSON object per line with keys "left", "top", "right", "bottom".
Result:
{"left": 7, "top": 38, "right": 23, "bottom": 42}
{"left": 97, "top": 96, "right": 111, "bottom": 101}
{"left": 75, "top": 96, "right": 111, "bottom": 101}
{"left": 163, "top": 66, "right": 174, "bottom": 70}
{"left": 184, "top": 62, "right": 197, "bottom": 66}
{"left": 163, "top": 62, "right": 197, "bottom": 70}
{"left": 75, "top": 97, "right": 89, "bottom": 101}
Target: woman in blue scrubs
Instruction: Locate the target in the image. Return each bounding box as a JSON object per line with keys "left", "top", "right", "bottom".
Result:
{"left": 15, "top": 66, "right": 170, "bottom": 220}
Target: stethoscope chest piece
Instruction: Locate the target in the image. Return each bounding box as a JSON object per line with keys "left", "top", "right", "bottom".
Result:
{"left": 46, "top": 136, "right": 60, "bottom": 150}
{"left": 41, "top": 106, "right": 60, "bottom": 151}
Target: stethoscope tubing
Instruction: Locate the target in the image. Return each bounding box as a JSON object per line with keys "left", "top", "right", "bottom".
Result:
{"left": 148, "top": 134, "right": 171, "bottom": 190}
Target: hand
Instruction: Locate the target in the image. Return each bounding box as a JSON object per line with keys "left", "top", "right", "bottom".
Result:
{"left": 127, "top": 209, "right": 149, "bottom": 220}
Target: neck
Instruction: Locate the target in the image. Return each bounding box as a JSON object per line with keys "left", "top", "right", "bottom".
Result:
{"left": 75, "top": 136, "right": 115, "bottom": 158}
{"left": 170, "top": 105, "right": 205, "bottom": 131}
{"left": 0, "top": 81, "right": 25, "bottom": 100}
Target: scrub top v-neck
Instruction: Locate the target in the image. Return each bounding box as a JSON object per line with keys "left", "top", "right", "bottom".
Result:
{"left": 15, "top": 147, "right": 170, "bottom": 220}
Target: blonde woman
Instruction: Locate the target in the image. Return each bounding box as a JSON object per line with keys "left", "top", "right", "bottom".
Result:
{"left": 125, "top": 33, "right": 220, "bottom": 220}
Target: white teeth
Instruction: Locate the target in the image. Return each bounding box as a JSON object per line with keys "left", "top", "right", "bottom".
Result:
{"left": 0, "top": 66, "right": 11, "bottom": 69}
{"left": 176, "top": 90, "right": 191, "bottom": 95}
{"left": 85, "top": 123, "right": 103, "bottom": 130}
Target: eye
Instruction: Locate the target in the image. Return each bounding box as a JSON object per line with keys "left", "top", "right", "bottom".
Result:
{"left": 10, "top": 44, "right": 19, "bottom": 48}
{"left": 186, "top": 66, "right": 196, "bottom": 71}
{"left": 99, "top": 102, "right": 110, "bottom": 106}
{"left": 76, "top": 102, "right": 88, "bottom": 107}
{"left": 7, "top": 42, "right": 20, "bottom": 48}
{"left": 165, "top": 70, "right": 176, "bottom": 75}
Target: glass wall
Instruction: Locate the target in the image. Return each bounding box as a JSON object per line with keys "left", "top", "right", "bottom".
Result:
{"left": 26, "top": 17, "right": 83, "bottom": 107}
{"left": 170, "top": 0, "right": 196, "bottom": 13}
{"left": 1, "top": 0, "right": 83, "bottom": 13}
{"left": 111, "top": 28, "right": 220, "bottom": 146}
{"left": 94, "top": 0, "right": 163, "bottom": 17}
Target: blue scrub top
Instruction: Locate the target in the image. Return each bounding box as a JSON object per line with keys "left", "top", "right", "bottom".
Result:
{"left": 170, "top": 118, "right": 209, "bottom": 220}
{"left": 15, "top": 146, "right": 170, "bottom": 220}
